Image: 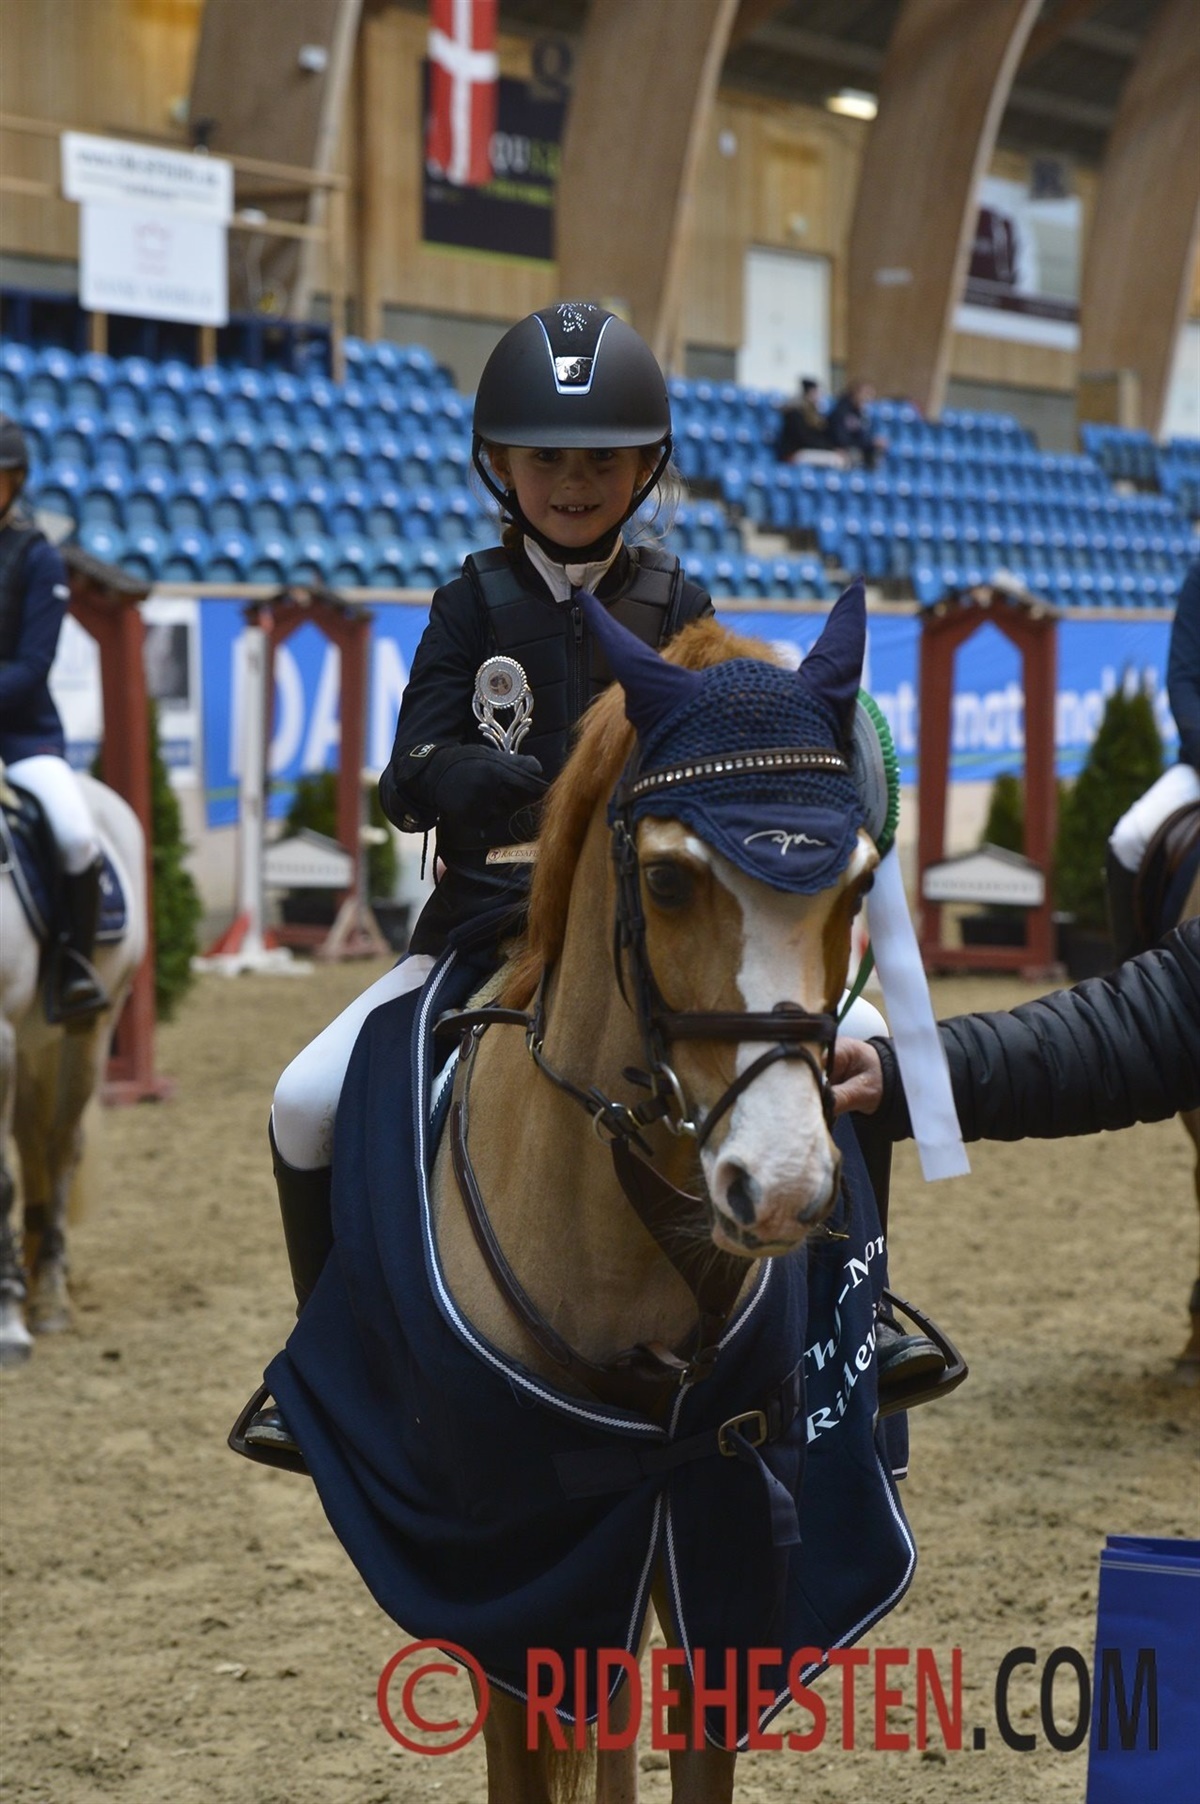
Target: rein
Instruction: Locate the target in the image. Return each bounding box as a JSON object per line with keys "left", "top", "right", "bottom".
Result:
{"left": 436, "top": 741, "right": 848, "bottom": 1412}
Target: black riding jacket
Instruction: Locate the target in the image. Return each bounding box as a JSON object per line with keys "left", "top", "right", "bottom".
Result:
{"left": 0, "top": 511, "right": 72, "bottom": 763}
{"left": 871, "top": 917, "right": 1200, "bottom": 1146}
{"left": 380, "top": 542, "right": 713, "bottom": 954}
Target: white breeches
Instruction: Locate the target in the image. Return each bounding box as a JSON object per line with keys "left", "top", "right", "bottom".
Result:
{"left": 4, "top": 754, "right": 100, "bottom": 874}
{"left": 1109, "top": 762, "right": 1200, "bottom": 873}
{"left": 271, "top": 965, "right": 889, "bottom": 1173}
{"left": 271, "top": 953, "right": 435, "bottom": 1170}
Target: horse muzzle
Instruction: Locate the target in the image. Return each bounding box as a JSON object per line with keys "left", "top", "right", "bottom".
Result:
{"left": 707, "top": 1143, "right": 841, "bottom": 1256}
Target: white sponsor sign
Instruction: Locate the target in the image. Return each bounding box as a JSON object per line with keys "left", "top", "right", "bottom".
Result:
{"left": 61, "top": 132, "right": 232, "bottom": 222}
{"left": 79, "top": 200, "right": 228, "bottom": 327}
{"left": 955, "top": 174, "right": 1081, "bottom": 351}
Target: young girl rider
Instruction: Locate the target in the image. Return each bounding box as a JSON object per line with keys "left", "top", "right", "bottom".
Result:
{"left": 244, "top": 304, "right": 714, "bottom": 1455}
{"left": 0, "top": 414, "right": 107, "bottom": 1019}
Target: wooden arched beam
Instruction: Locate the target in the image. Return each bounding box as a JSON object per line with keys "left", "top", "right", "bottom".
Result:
{"left": 1078, "top": 0, "right": 1200, "bottom": 437}
{"left": 555, "top": 0, "right": 741, "bottom": 368}
{"left": 846, "top": 0, "right": 1041, "bottom": 416}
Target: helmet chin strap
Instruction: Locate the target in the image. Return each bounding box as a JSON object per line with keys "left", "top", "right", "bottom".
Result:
{"left": 471, "top": 438, "right": 673, "bottom": 566}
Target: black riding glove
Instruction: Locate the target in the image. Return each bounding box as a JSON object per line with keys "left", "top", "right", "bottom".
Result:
{"left": 416, "top": 742, "right": 547, "bottom": 843}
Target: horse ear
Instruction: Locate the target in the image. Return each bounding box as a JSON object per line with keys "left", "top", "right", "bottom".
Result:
{"left": 796, "top": 579, "right": 866, "bottom": 731}
{"left": 576, "top": 587, "right": 704, "bottom": 738}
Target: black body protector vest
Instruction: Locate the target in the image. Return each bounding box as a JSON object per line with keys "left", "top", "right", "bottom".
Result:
{"left": 404, "top": 546, "right": 708, "bottom": 956}
{"left": 465, "top": 544, "right": 698, "bottom": 779}
{"left": 0, "top": 520, "right": 41, "bottom": 662}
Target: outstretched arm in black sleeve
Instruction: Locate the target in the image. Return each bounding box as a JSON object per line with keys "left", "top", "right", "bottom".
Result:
{"left": 836, "top": 918, "right": 1200, "bottom": 1143}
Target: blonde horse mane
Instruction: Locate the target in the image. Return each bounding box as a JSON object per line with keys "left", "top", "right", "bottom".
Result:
{"left": 499, "top": 617, "right": 785, "bottom": 1010}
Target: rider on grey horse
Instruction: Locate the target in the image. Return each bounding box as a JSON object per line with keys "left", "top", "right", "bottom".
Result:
{"left": 1107, "top": 558, "right": 1200, "bottom": 960}
{"left": 0, "top": 413, "right": 107, "bottom": 1020}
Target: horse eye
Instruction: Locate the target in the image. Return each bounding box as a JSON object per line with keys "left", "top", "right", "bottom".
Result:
{"left": 643, "top": 862, "right": 694, "bottom": 907}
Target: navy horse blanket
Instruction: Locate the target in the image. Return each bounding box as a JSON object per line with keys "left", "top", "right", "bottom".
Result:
{"left": 268, "top": 944, "right": 916, "bottom": 1745}
{"left": 1, "top": 782, "right": 126, "bottom": 944}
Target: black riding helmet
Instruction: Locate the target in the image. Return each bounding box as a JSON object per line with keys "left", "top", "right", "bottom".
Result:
{"left": 472, "top": 302, "right": 673, "bottom": 561}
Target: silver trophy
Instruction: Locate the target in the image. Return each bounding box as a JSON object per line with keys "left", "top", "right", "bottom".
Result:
{"left": 473, "top": 655, "right": 533, "bottom": 754}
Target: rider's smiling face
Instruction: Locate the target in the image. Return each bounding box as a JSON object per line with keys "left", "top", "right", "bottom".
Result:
{"left": 490, "top": 445, "right": 647, "bottom": 550}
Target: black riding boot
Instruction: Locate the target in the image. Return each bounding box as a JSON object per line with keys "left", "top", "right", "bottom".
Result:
{"left": 1106, "top": 847, "right": 1140, "bottom": 966}
{"left": 242, "top": 1124, "right": 333, "bottom": 1461}
{"left": 58, "top": 858, "right": 109, "bottom": 1020}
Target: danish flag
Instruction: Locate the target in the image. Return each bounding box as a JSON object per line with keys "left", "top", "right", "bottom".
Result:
{"left": 426, "top": 0, "right": 498, "bottom": 188}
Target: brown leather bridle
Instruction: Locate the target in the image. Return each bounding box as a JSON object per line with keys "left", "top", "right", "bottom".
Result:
{"left": 436, "top": 745, "right": 853, "bottom": 1411}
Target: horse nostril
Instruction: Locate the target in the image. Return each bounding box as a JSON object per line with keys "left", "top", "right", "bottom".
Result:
{"left": 724, "top": 1166, "right": 760, "bottom": 1225}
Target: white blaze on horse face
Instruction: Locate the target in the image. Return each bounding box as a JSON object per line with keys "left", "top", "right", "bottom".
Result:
{"left": 638, "top": 820, "right": 875, "bottom": 1257}
{"left": 709, "top": 833, "right": 875, "bottom": 1252}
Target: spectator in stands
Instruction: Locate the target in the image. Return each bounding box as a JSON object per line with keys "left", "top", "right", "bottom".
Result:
{"left": 828, "top": 379, "right": 887, "bottom": 471}
{"left": 775, "top": 377, "right": 831, "bottom": 461}
{"left": 1107, "top": 560, "right": 1200, "bottom": 959}
{"left": 243, "top": 305, "right": 714, "bottom": 1459}
{"left": 0, "top": 413, "right": 106, "bottom": 1017}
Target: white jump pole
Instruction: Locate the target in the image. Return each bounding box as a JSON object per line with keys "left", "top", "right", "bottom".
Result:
{"left": 198, "top": 619, "right": 300, "bottom": 975}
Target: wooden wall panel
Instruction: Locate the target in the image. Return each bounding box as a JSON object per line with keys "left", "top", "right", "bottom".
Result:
{"left": 677, "top": 90, "right": 867, "bottom": 361}
{"left": 0, "top": 0, "right": 201, "bottom": 263}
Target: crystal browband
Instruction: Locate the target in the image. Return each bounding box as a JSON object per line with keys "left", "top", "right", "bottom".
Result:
{"left": 625, "top": 746, "right": 850, "bottom": 800}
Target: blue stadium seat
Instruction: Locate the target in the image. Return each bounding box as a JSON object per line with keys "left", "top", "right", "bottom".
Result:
{"left": 124, "top": 476, "right": 172, "bottom": 533}
{"left": 79, "top": 468, "right": 128, "bottom": 529}
{"left": 207, "top": 476, "right": 253, "bottom": 536}
{"left": 167, "top": 472, "right": 217, "bottom": 532}
{"left": 247, "top": 475, "right": 294, "bottom": 539}
{"left": 136, "top": 423, "right": 180, "bottom": 473}
{"left": 124, "top": 525, "right": 168, "bottom": 581}
{"left": 247, "top": 534, "right": 292, "bottom": 585}
{"left": 78, "top": 521, "right": 127, "bottom": 565}
{"left": 161, "top": 528, "right": 211, "bottom": 582}
{"left": 0, "top": 341, "right": 34, "bottom": 383}
{"left": 55, "top": 409, "right": 106, "bottom": 464}
{"left": 34, "top": 461, "right": 85, "bottom": 521}
{"left": 210, "top": 531, "right": 254, "bottom": 582}
{"left": 288, "top": 535, "right": 332, "bottom": 585}
{"left": 367, "top": 539, "right": 408, "bottom": 586}
{"left": 328, "top": 480, "right": 370, "bottom": 539}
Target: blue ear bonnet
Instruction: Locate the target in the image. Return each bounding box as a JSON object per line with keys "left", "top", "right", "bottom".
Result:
{"left": 579, "top": 582, "right": 869, "bottom": 894}
{"left": 620, "top": 659, "right": 864, "bottom": 893}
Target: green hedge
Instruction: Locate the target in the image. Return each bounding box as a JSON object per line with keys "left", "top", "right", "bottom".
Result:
{"left": 147, "top": 702, "right": 203, "bottom": 1019}
{"left": 282, "top": 770, "right": 398, "bottom": 898}
{"left": 1053, "top": 684, "right": 1162, "bottom": 930}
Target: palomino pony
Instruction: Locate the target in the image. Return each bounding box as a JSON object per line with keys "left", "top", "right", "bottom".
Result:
{"left": 267, "top": 586, "right": 916, "bottom": 1803}
{"left": 0, "top": 769, "right": 146, "bottom": 1366}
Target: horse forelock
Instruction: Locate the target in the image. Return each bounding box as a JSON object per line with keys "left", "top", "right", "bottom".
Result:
{"left": 498, "top": 619, "right": 783, "bottom": 1009}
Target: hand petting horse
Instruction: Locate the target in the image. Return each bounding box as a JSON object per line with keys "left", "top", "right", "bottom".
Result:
{"left": 0, "top": 770, "right": 146, "bottom": 1366}
{"left": 266, "top": 583, "right": 917, "bottom": 1804}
